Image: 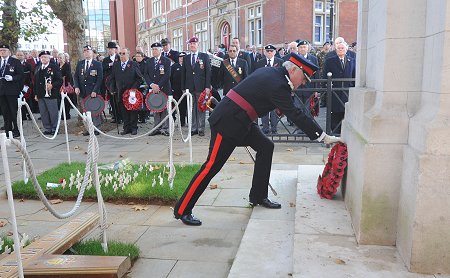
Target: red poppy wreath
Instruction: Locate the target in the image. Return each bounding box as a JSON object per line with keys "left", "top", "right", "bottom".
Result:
{"left": 122, "top": 88, "right": 143, "bottom": 111}
{"left": 317, "top": 142, "right": 348, "bottom": 199}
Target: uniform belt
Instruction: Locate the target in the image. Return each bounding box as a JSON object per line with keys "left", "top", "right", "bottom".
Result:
{"left": 226, "top": 89, "right": 258, "bottom": 121}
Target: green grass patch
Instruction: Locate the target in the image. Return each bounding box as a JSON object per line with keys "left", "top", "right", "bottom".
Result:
{"left": 1, "top": 233, "right": 32, "bottom": 255}
{"left": 68, "top": 240, "right": 140, "bottom": 262}
{"left": 12, "top": 161, "right": 200, "bottom": 204}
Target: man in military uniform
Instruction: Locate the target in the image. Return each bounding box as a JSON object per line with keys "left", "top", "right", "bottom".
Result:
{"left": 103, "top": 41, "right": 121, "bottom": 123}
{"left": 34, "top": 51, "right": 63, "bottom": 135}
{"left": 182, "top": 37, "right": 211, "bottom": 137}
{"left": 173, "top": 53, "right": 342, "bottom": 226}
{"left": 145, "top": 42, "right": 172, "bottom": 136}
{"left": 255, "top": 44, "right": 283, "bottom": 134}
{"left": 16, "top": 50, "right": 32, "bottom": 121}
{"left": 225, "top": 37, "right": 252, "bottom": 73}
{"left": 171, "top": 52, "right": 187, "bottom": 126}
{"left": 108, "top": 48, "right": 143, "bottom": 135}
{"left": 0, "top": 44, "right": 24, "bottom": 137}
{"left": 249, "top": 45, "right": 262, "bottom": 74}
{"left": 73, "top": 45, "right": 104, "bottom": 135}
{"left": 217, "top": 45, "right": 249, "bottom": 95}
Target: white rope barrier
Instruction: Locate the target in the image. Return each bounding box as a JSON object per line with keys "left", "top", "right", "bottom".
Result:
{"left": 1, "top": 133, "right": 24, "bottom": 278}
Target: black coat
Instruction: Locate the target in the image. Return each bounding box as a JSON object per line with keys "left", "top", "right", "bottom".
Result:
{"left": 323, "top": 54, "right": 355, "bottom": 112}
{"left": 144, "top": 56, "right": 172, "bottom": 94}
{"left": 33, "top": 63, "right": 63, "bottom": 99}
{"left": 255, "top": 56, "right": 284, "bottom": 70}
{"left": 162, "top": 49, "right": 179, "bottom": 63}
{"left": 225, "top": 50, "right": 253, "bottom": 73}
{"left": 218, "top": 57, "right": 248, "bottom": 95}
{"left": 182, "top": 52, "right": 211, "bottom": 93}
{"left": 249, "top": 52, "right": 263, "bottom": 73}
{"left": 209, "top": 66, "right": 323, "bottom": 144}
{"left": 108, "top": 60, "right": 143, "bottom": 102}
{"left": 21, "top": 60, "right": 32, "bottom": 87}
{"left": 0, "top": 57, "right": 24, "bottom": 96}
{"left": 73, "top": 60, "right": 103, "bottom": 98}
{"left": 59, "top": 62, "right": 73, "bottom": 87}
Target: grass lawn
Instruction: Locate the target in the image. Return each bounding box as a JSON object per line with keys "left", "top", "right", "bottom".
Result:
{"left": 68, "top": 240, "right": 140, "bottom": 262}
{"left": 12, "top": 161, "right": 201, "bottom": 204}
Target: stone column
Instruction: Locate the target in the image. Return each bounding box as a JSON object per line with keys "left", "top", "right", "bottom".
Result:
{"left": 396, "top": 1, "right": 450, "bottom": 274}
{"left": 343, "top": 0, "right": 426, "bottom": 246}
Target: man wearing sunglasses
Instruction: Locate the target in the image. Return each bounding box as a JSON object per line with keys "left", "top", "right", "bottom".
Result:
{"left": 217, "top": 45, "right": 249, "bottom": 96}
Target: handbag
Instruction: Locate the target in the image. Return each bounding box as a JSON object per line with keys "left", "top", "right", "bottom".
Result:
{"left": 61, "top": 76, "right": 75, "bottom": 94}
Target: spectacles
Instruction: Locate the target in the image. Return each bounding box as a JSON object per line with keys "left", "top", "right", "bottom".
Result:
{"left": 119, "top": 52, "right": 127, "bottom": 55}
{"left": 228, "top": 50, "right": 237, "bottom": 52}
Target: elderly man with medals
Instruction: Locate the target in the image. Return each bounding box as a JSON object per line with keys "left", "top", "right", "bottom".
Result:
{"left": 173, "top": 53, "right": 342, "bottom": 226}
{"left": 33, "top": 51, "right": 63, "bottom": 135}
{"left": 145, "top": 42, "right": 172, "bottom": 136}
{"left": 74, "top": 45, "right": 104, "bottom": 135}
{"left": 217, "top": 44, "right": 249, "bottom": 96}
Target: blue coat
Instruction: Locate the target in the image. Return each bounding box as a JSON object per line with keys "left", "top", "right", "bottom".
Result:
{"left": 322, "top": 54, "right": 355, "bottom": 112}
{"left": 73, "top": 60, "right": 103, "bottom": 98}
{"left": 144, "top": 55, "right": 172, "bottom": 94}
{"left": 182, "top": 52, "right": 211, "bottom": 93}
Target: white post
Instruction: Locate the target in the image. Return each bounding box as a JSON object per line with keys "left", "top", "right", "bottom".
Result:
{"left": 17, "top": 98, "right": 28, "bottom": 183}
{"left": 61, "top": 93, "right": 71, "bottom": 164}
{"left": 0, "top": 133, "right": 24, "bottom": 278}
{"left": 186, "top": 90, "right": 193, "bottom": 164}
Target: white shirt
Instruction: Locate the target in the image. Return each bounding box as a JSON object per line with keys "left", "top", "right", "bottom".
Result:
{"left": 41, "top": 63, "right": 49, "bottom": 70}
{"left": 109, "top": 54, "right": 116, "bottom": 61}
{"left": 230, "top": 58, "right": 237, "bottom": 67}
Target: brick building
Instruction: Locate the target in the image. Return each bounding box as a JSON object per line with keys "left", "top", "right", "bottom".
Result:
{"left": 133, "top": 0, "right": 358, "bottom": 54}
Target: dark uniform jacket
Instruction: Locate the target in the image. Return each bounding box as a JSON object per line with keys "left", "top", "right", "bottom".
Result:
{"left": 255, "top": 56, "right": 283, "bottom": 70}
{"left": 0, "top": 57, "right": 24, "bottom": 96}
{"left": 34, "top": 63, "right": 63, "bottom": 99}
{"left": 108, "top": 60, "right": 142, "bottom": 102}
{"left": 73, "top": 59, "right": 103, "bottom": 98}
{"left": 322, "top": 54, "right": 355, "bottom": 113}
{"left": 209, "top": 66, "right": 323, "bottom": 144}
{"left": 218, "top": 57, "right": 248, "bottom": 95}
{"left": 144, "top": 55, "right": 172, "bottom": 94}
{"left": 59, "top": 62, "right": 73, "bottom": 87}
{"left": 171, "top": 62, "right": 183, "bottom": 97}
{"left": 182, "top": 52, "right": 211, "bottom": 93}
{"left": 20, "top": 61, "right": 32, "bottom": 87}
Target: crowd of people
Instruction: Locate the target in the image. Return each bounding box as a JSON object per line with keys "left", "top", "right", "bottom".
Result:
{"left": 0, "top": 36, "right": 355, "bottom": 138}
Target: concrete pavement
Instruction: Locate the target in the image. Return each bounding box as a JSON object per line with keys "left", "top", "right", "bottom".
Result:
{"left": 0, "top": 114, "right": 447, "bottom": 277}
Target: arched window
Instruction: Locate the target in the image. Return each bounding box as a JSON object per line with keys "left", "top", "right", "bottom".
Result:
{"left": 220, "top": 22, "right": 231, "bottom": 48}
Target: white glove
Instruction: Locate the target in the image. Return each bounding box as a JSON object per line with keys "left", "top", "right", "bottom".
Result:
{"left": 323, "top": 134, "right": 344, "bottom": 144}
{"left": 22, "top": 85, "right": 29, "bottom": 92}
{"left": 4, "top": 75, "right": 12, "bottom": 81}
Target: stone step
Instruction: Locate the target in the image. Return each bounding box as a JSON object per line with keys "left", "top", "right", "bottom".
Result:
{"left": 228, "top": 167, "right": 298, "bottom": 278}
{"left": 292, "top": 165, "right": 434, "bottom": 278}
{"left": 23, "top": 254, "right": 131, "bottom": 278}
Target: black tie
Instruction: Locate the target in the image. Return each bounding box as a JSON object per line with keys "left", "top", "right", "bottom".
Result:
{"left": 267, "top": 59, "right": 271, "bottom": 67}
{"left": 0, "top": 59, "right": 5, "bottom": 73}
{"left": 231, "top": 59, "right": 235, "bottom": 68}
{"left": 85, "top": 61, "right": 89, "bottom": 72}
{"left": 340, "top": 59, "right": 345, "bottom": 69}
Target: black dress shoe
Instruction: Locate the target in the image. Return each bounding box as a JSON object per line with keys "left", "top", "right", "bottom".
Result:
{"left": 161, "top": 130, "right": 169, "bottom": 136}
{"left": 82, "top": 131, "right": 89, "bottom": 136}
{"left": 12, "top": 131, "right": 20, "bottom": 138}
{"left": 120, "top": 130, "right": 131, "bottom": 135}
{"left": 198, "top": 130, "right": 205, "bottom": 136}
{"left": 0, "top": 126, "right": 5, "bottom": 130}
{"left": 94, "top": 131, "right": 100, "bottom": 136}
{"left": 43, "top": 130, "right": 52, "bottom": 135}
{"left": 250, "top": 198, "right": 281, "bottom": 209}
{"left": 180, "top": 214, "right": 202, "bottom": 226}
{"left": 131, "top": 129, "right": 137, "bottom": 135}
{"left": 191, "top": 130, "right": 197, "bottom": 136}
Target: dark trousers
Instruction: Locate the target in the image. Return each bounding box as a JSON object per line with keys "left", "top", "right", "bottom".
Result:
{"left": 110, "top": 93, "right": 122, "bottom": 121}
{"left": 331, "top": 111, "right": 345, "bottom": 134}
{"left": 173, "top": 90, "right": 187, "bottom": 126}
{"left": 0, "top": 95, "right": 19, "bottom": 133}
{"left": 120, "top": 102, "right": 138, "bottom": 132}
{"left": 174, "top": 123, "right": 274, "bottom": 217}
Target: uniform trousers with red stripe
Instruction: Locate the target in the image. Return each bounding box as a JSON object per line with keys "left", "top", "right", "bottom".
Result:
{"left": 174, "top": 123, "right": 274, "bottom": 217}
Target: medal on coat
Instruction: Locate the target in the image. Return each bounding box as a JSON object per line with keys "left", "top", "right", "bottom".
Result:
{"left": 90, "top": 69, "right": 97, "bottom": 76}
{"left": 199, "top": 59, "right": 204, "bottom": 69}
{"left": 238, "top": 67, "right": 242, "bottom": 75}
{"left": 159, "top": 65, "right": 165, "bottom": 75}
{"left": 9, "top": 66, "right": 14, "bottom": 72}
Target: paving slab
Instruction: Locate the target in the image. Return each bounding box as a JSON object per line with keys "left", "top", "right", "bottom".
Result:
{"left": 168, "top": 260, "right": 230, "bottom": 278}
{"left": 126, "top": 258, "right": 176, "bottom": 278}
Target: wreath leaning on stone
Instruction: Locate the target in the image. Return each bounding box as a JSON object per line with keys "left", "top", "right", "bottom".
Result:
{"left": 317, "top": 143, "right": 348, "bottom": 199}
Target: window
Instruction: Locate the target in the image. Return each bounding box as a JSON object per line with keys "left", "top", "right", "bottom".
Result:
{"left": 151, "top": 33, "right": 163, "bottom": 45}
{"left": 138, "top": 0, "right": 145, "bottom": 23}
{"left": 247, "top": 5, "right": 262, "bottom": 47}
{"left": 171, "top": 0, "right": 182, "bottom": 10}
{"left": 194, "top": 21, "right": 208, "bottom": 52}
{"left": 172, "top": 28, "right": 183, "bottom": 51}
{"left": 313, "top": 0, "right": 334, "bottom": 45}
{"left": 153, "top": 0, "right": 162, "bottom": 16}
